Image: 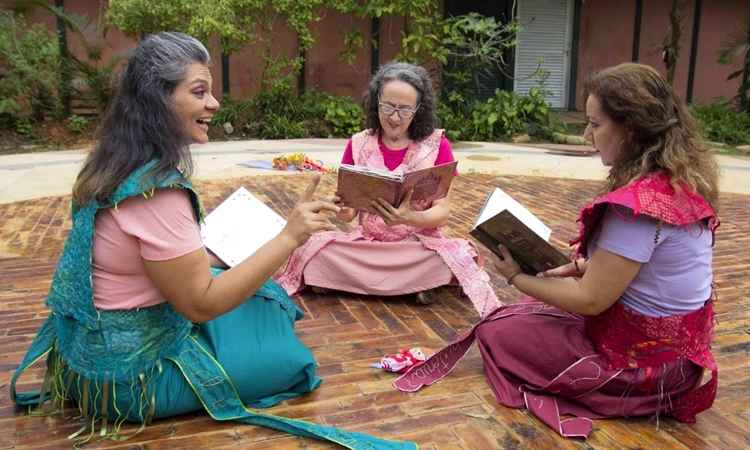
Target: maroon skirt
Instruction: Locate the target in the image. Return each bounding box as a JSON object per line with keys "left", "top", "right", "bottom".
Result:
{"left": 475, "top": 304, "right": 703, "bottom": 437}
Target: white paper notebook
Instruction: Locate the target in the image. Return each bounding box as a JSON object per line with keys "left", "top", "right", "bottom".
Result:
{"left": 200, "top": 187, "right": 287, "bottom": 267}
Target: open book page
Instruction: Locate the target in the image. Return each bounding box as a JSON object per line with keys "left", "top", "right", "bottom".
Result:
{"left": 200, "top": 187, "right": 287, "bottom": 267}
{"left": 474, "top": 187, "right": 551, "bottom": 241}
{"left": 339, "top": 164, "right": 403, "bottom": 181}
{"left": 471, "top": 187, "right": 568, "bottom": 275}
{"left": 401, "top": 160, "right": 458, "bottom": 206}
{"left": 336, "top": 161, "right": 458, "bottom": 210}
{"left": 336, "top": 165, "right": 404, "bottom": 210}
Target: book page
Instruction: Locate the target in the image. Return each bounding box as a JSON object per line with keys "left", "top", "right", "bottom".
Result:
{"left": 339, "top": 164, "right": 403, "bottom": 181}
{"left": 401, "top": 160, "right": 457, "bottom": 206}
{"left": 200, "top": 187, "right": 287, "bottom": 267}
{"left": 336, "top": 165, "right": 402, "bottom": 210}
{"left": 474, "top": 187, "right": 551, "bottom": 241}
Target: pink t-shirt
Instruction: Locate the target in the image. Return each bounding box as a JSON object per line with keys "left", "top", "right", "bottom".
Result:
{"left": 341, "top": 134, "right": 456, "bottom": 171}
{"left": 92, "top": 188, "right": 204, "bottom": 310}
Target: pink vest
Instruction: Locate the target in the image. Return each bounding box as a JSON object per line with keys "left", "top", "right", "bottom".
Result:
{"left": 350, "top": 129, "right": 445, "bottom": 242}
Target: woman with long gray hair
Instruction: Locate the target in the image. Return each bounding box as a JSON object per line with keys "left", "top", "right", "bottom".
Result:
{"left": 276, "top": 62, "right": 500, "bottom": 317}
{"left": 10, "top": 32, "right": 412, "bottom": 449}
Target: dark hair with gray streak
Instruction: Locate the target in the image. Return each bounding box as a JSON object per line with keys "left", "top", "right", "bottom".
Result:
{"left": 364, "top": 62, "right": 437, "bottom": 142}
{"left": 73, "top": 32, "right": 211, "bottom": 205}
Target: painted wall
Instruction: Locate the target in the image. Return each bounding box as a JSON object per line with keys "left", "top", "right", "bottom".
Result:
{"left": 305, "top": 9, "right": 372, "bottom": 99}
{"left": 575, "top": 0, "right": 637, "bottom": 109}
{"left": 227, "top": 19, "right": 298, "bottom": 100}
{"left": 16, "top": 1, "right": 404, "bottom": 104}
{"left": 692, "top": 0, "right": 750, "bottom": 103}
{"left": 16, "top": 0, "right": 750, "bottom": 111}
{"left": 575, "top": 0, "right": 750, "bottom": 110}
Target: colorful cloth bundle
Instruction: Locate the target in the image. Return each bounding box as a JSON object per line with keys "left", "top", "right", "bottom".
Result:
{"left": 272, "top": 153, "right": 328, "bottom": 172}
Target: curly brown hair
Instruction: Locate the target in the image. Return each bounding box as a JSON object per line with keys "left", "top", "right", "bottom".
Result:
{"left": 363, "top": 62, "right": 437, "bottom": 141}
{"left": 584, "top": 63, "right": 719, "bottom": 209}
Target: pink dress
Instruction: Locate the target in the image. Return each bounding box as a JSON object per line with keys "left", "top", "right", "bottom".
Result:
{"left": 275, "top": 129, "right": 501, "bottom": 317}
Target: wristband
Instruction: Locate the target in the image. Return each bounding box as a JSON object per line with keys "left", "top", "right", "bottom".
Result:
{"left": 506, "top": 270, "right": 523, "bottom": 286}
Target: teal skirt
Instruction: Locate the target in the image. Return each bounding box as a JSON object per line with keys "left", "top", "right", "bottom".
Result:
{"left": 65, "top": 280, "right": 320, "bottom": 421}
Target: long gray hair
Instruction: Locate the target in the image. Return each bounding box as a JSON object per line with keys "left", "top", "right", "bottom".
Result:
{"left": 73, "top": 32, "right": 211, "bottom": 205}
{"left": 364, "top": 62, "right": 437, "bottom": 141}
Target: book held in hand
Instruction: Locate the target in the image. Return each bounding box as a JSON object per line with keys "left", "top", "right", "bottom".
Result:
{"left": 336, "top": 160, "right": 458, "bottom": 210}
{"left": 200, "top": 187, "right": 286, "bottom": 267}
{"left": 470, "top": 187, "right": 569, "bottom": 275}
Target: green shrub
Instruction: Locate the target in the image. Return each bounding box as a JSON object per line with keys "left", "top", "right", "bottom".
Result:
{"left": 67, "top": 115, "right": 89, "bottom": 134}
{"left": 254, "top": 113, "right": 307, "bottom": 139}
{"left": 211, "top": 84, "right": 363, "bottom": 140}
{"left": 0, "top": 12, "right": 61, "bottom": 125}
{"left": 438, "top": 87, "right": 551, "bottom": 141}
{"left": 323, "top": 96, "right": 363, "bottom": 137}
{"left": 693, "top": 100, "right": 750, "bottom": 145}
{"left": 15, "top": 119, "right": 34, "bottom": 138}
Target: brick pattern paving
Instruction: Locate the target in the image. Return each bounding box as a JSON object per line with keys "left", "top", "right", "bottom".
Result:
{"left": 0, "top": 173, "right": 748, "bottom": 449}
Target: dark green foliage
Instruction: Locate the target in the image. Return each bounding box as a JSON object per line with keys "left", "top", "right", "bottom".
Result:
{"left": 211, "top": 82, "right": 363, "bottom": 140}
{"left": 693, "top": 100, "right": 750, "bottom": 145}
{"left": 438, "top": 88, "right": 552, "bottom": 142}
{"left": 0, "top": 12, "right": 62, "bottom": 127}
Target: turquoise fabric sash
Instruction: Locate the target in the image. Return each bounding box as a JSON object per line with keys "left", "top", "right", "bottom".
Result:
{"left": 9, "top": 162, "right": 416, "bottom": 449}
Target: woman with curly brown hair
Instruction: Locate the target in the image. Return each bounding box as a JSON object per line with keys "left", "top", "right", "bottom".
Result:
{"left": 276, "top": 61, "right": 500, "bottom": 316}
{"left": 394, "top": 63, "right": 720, "bottom": 438}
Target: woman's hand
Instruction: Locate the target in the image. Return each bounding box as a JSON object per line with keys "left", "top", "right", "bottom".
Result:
{"left": 331, "top": 195, "right": 357, "bottom": 222}
{"left": 280, "top": 175, "right": 340, "bottom": 247}
{"left": 370, "top": 189, "right": 415, "bottom": 226}
{"left": 493, "top": 244, "right": 523, "bottom": 284}
{"left": 540, "top": 258, "right": 587, "bottom": 278}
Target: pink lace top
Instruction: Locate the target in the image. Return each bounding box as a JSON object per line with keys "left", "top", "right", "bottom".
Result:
{"left": 341, "top": 134, "right": 455, "bottom": 170}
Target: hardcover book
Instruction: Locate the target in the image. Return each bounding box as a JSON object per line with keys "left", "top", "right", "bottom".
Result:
{"left": 200, "top": 187, "right": 287, "bottom": 267}
{"left": 470, "top": 187, "right": 569, "bottom": 275}
{"left": 336, "top": 160, "right": 458, "bottom": 210}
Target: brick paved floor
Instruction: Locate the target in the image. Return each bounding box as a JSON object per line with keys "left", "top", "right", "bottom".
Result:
{"left": 1, "top": 173, "right": 748, "bottom": 449}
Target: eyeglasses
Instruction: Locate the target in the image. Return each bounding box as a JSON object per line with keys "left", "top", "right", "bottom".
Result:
{"left": 378, "top": 102, "right": 420, "bottom": 119}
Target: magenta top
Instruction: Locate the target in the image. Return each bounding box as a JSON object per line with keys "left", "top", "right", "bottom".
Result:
{"left": 92, "top": 188, "right": 203, "bottom": 310}
{"left": 589, "top": 205, "right": 713, "bottom": 317}
{"left": 341, "top": 134, "right": 456, "bottom": 171}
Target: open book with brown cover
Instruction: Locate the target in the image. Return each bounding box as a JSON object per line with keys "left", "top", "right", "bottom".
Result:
{"left": 336, "top": 160, "right": 458, "bottom": 210}
{"left": 470, "top": 187, "right": 569, "bottom": 275}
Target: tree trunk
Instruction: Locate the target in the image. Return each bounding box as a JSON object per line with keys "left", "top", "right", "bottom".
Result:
{"left": 663, "top": 0, "right": 682, "bottom": 86}
{"left": 742, "top": 26, "right": 750, "bottom": 112}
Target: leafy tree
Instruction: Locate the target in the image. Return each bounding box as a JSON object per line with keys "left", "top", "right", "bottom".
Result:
{"left": 107, "top": 0, "right": 323, "bottom": 93}
{"left": 107, "top": 0, "right": 321, "bottom": 54}
{"left": 662, "top": 0, "right": 686, "bottom": 86}
{"left": 328, "top": 0, "right": 442, "bottom": 64}
{"left": 7, "top": 0, "right": 124, "bottom": 114}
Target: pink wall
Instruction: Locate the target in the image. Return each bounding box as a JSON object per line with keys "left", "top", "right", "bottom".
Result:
{"left": 636, "top": 0, "right": 695, "bottom": 102}
{"left": 692, "top": 0, "right": 750, "bottom": 103}
{"left": 227, "top": 19, "right": 299, "bottom": 100}
{"left": 575, "top": 0, "right": 635, "bottom": 109}
{"left": 305, "top": 9, "right": 372, "bottom": 100}
{"left": 576, "top": 0, "right": 750, "bottom": 109}
{"left": 19, "top": 1, "right": 750, "bottom": 111}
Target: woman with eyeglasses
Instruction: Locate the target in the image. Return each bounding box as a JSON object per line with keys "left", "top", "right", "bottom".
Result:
{"left": 276, "top": 62, "right": 500, "bottom": 317}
